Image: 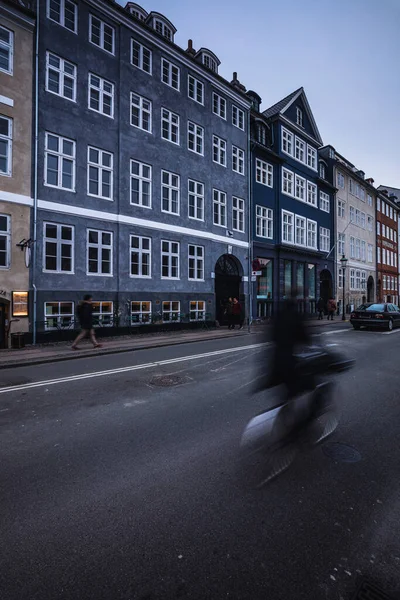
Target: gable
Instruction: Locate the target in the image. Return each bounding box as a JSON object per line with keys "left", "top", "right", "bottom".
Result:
{"left": 280, "top": 89, "right": 323, "bottom": 145}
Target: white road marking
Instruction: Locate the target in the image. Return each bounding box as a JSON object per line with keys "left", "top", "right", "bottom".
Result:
{"left": 382, "top": 328, "right": 400, "bottom": 335}
{"left": 0, "top": 342, "right": 269, "bottom": 396}
{"left": 320, "top": 329, "right": 351, "bottom": 336}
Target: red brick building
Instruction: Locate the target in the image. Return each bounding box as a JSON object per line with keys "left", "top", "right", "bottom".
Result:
{"left": 376, "top": 190, "right": 399, "bottom": 304}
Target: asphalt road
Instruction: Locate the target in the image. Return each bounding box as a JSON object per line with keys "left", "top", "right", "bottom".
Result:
{"left": 1, "top": 325, "right": 400, "bottom": 600}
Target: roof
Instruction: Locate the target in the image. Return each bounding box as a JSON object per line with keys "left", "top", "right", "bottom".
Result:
{"left": 262, "top": 87, "right": 303, "bottom": 119}
{"left": 0, "top": 0, "right": 36, "bottom": 18}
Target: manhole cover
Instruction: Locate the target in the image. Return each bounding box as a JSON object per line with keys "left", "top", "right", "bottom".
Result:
{"left": 322, "top": 442, "right": 362, "bottom": 463}
{"left": 149, "top": 375, "right": 186, "bottom": 387}
{"left": 353, "top": 580, "right": 395, "bottom": 599}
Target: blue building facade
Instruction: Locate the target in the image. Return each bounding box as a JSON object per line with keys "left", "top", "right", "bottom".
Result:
{"left": 31, "top": 0, "right": 251, "bottom": 336}
{"left": 248, "top": 88, "right": 335, "bottom": 317}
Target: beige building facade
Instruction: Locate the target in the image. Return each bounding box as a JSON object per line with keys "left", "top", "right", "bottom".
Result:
{"left": 0, "top": 0, "right": 35, "bottom": 347}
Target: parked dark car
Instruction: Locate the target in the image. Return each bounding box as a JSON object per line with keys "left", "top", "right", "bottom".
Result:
{"left": 350, "top": 303, "right": 400, "bottom": 331}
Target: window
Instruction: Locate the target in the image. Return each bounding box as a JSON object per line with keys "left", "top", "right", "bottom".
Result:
{"left": 377, "top": 221, "right": 380, "bottom": 235}
{"left": 162, "top": 301, "right": 180, "bottom": 322}
{"left": 131, "top": 92, "right": 152, "bottom": 132}
{"left": 355, "top": 238, "right": 361, "bottom": 260}
{"left": 154, "top": 19, "right": 172, "bottom": 41}
{"left": 361, "top": 240, "right": 366, "bottom": 261}
{"left": 202, "top": 53, "right": 217, "bottom": 72}
{"left": 0, "top": 26, "right": 13, "bottom": 74}
{"left": 360, "top": 212, "right": 366, "bottom": 229}
{"left": 89, "top": 73, "right": 114, "bottom": 118}
{"left": 307, "top": 182, "right": 317, "bottom": 206}
{"left": 232, "top": 197, "right": 245, "bottom": 232}
{"left": 47, "top": 0, "right": 77, "bottom": 33}
{"left": 46, "top": 52, "right": 77, "bottom": 101}
{"left": 190, "top": 301, "right": 205, "bottom": 321}
{"left": 390, "top": 206, "right": 394, "bottom": 220}
{"left": 213, "top": 93, "right": 226, "bottom": 119}
{"left": 350, "top": 237, "right": 355, "bottom": 259}
{"left": 45, "top": 132, "right": 75, "bottom": 190}
{"left": 256, "top": 206, "right": 273, "bottom": 239}
{"left": 350, "top": 269, "right": 355, "bottom": 290}
{"left": 355, "top": 270, "right": 361, "bottom": 290}
{"left": 257, "top": 124, "right": 266, "bottom": 145}
{"left": 161, "top": 241, "right": 179, "bottom": 279}
{"left": 45, "top": 302, "right": 74, "bottom": 330}
{"left": 295, "top": 216, "right": 306, "bottom": 246}
{"left": 213, "top": 189, "right": 227, "bottom": 227}
{"left": 368, "top": 244, "right": 373, "bottom": 263}
{"left": 338, "top": 200, "right": 345, "bottom": 218}
{"left": 367, "top": 215, "right": 373, "bottom": 232}
{"left": 92, "top": 301, "right": 113, "bottom": 327}
{"left": 296, "top": 107, "right": 303, "bottom": 127}
{"left": 377, "top": 197, "right": 380, "bottom": 211}
{"left": 382, "top": 201, "right": 386, "bottom": 215}
{"left": 213, "top": 135, "right": 226, "bottom": 166}
{"left": 338, "top": 233, "right": 345, "bottom": 256}
{"left": 187, "top": 121, "right": 204, "bottom": 155}
{"left": 232, "top": 106, "right": 244, "bottom": 130}
{"left": 87, "top": 229, "right": 112, "bottom": 275}
{"left": 350, "top": 206, "right": 355, "bottom": 223}
{"left": 282, "top": 128, "right": 293, "bottom": 155}
{"left": 377, "top": 246, "right": 381, "bottom": 264}
{"left": 338, "top": 268, "right": 343, "bottom": 288}
{"left": 307, "top": 146, "right": 317, "bottom": 170}
{"left": 161, "top": 108, "right": 179, "bottom": 144}
{"left": 282, "top": 211, "right": 294, "bottom": 244}
{"left": 0, "top": 116, "right": 12, "bottom": 176}
{"left": 367, "top": 194, "right": 372, "bottom": 207}
{"left": 131, "top": 39, "right": 152, "bottom": 74}
{"left": 295, "top": 138, "right": 305, "bottom": 163}
{"left": 89, "top": 15, "right": 114, "bottom": 54}
{"left": 337, "top": 172, "right": 345, "bottom": 188}
{"left": 130, "top": 235, "right": 151, "bottom": 277}
{"left": 188, "top": 179, "right": 204, "bottom": 221}
{"left": 232, "top": 146, "right": 245, "bottom": 175}
{"left": 256, "top": 159, "right": 273, "bottom": 187}
{"left": 188, "top": 245, "right": 204, "bottom": 280}
{"left": 12, "top": 292, "right": 28, "bottom": 317}
{"left": 161, "top": 58, "right": 180, "bottom": 90}
{"left": 320, "top": 191, "right": 330, "bottom": 212}
{"left": 307, "top": 220, "right": 317, "bottom": 249}
{"left": 360, "top": 188, "right": 366, "bottom": 202}
{"left": 355, "top": 209, "right": 361, "bottom": 226}
{"left": 320, "top": 227, "right": 330, "bottom": 252}
{"left": 383, "top": 275, "right": 387, "bottom": 289}
{"left": 87, "top": 146, "right": 113, "bottom": 200}
{"left": 319, "top": 163, "right": 326, "bottom": 179}
{"left": 395, "top": 254, "right": 397, "bottom": 269}
{"left": 161, "top": 170, "right": 180, "bottom": 215}
{"left": 0, "top": 214, "right": 10, "bottom": 268}
{"left": 188, "top": 75, "right": 204, "bottom": 104}
{"left": 382, "top": 248, "right": 386, "bottom": 265}
{"left": 382, "top": 224, "right": 386, "bottom": 237}
{"left": 43, "top": 222, "right": 74, "bottom": 273}
{"left": 282, "top": 168, "right": 294, "bottom": 196}
{"left": 130, "top": 160, "right": 151, "bottom": 208}
{"left": 349, "top": 179, "right": 354, "bottom": 195}
{"left": 294, "top": 175, "right": 306, "bottom": 201}
{"left": 131, "top": 301, "right": 152, "bottom": 325}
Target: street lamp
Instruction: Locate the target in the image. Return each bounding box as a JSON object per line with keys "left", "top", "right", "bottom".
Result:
{"left": 340, "top": 254, "right": 348, "bottom": 321}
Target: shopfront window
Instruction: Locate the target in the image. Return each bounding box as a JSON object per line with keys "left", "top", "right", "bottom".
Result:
{"left": 284, "top": 260, "right": 292, "bottom": 298}
{"left": 296, "top": 263, "right": 304, "bottom": 298}
{"left": 257, "top": 259, "right": 273, "bottom": 318}
{"left": 308, "top": 264, "right": 316, "bottom": 299}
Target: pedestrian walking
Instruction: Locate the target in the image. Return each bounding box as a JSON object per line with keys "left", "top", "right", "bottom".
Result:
{"left": 226, "top": 297, "right": 234, "bottom": 329}
{"left": 231, "top": 297, "right": 243, "bottom": 330}
{"left": 327, "top": 297, "right": 336, "bottom": 321}
{"left": 317, "top": 297, "right": 325, "bottom": 320}
{"left": 71, "top": 295, "right": 102, "bottom": 350}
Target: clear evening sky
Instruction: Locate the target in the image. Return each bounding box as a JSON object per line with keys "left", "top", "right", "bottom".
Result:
{"left": 117, "top": 0, "right": 400, "bottom": 188}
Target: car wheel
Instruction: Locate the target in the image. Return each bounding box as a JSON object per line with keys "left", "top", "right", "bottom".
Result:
{"left": 388, "top": 319, "right": 393, "bottom": 331}
{"left": 352, "top": 324, "right": 360, "bottom": 330}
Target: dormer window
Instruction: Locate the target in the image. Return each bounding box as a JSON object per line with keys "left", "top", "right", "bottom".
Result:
{"left": 147, "top": 13, "right": 177, "bottom": 42}
{"left": 203, "top": 54, "right": 217, "bottom": 72}
{"left": 125, "top": 3, "right": 148, "bottom": 21}
{"left": 155, "top": 19, "right": 172, "bottom": 40}
{"left": 132, "top": 10, "right": 145, "bottom": 20}
{"left": 319, "top": 162, "right": 326, "bottom": 179}
{"left": 296, "top": 107, "right": 303, "bottom": 127}
{"left": 195, "top": 48, "right": 220, "bottom": 74}
{"left": 257, "top": 124, "right": 266, "bottom": 146}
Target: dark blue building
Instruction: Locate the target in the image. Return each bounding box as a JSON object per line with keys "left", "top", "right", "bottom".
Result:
{"left": 248, "top": 88, "right": 335, "bottom": 318}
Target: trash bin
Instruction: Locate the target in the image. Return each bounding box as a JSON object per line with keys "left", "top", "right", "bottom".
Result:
{"left": 11, "top": 332, "right": 25, "bottom": 349}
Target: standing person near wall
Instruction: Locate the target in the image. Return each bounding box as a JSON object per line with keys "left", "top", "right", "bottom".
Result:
{"left": 231, "top": 297, "right": 244, "bottom": 330}
{"left": 317, "top": 297, "right": 325, "bottom": 320}
{"left": 72, "top": 295, "right": 102, "bottom": 350}
{"left": 327, "top": 297, "right": 337, "bottom": 321}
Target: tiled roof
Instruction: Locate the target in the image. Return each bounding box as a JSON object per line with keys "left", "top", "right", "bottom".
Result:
{"left": 262, "top": 87, "right": 303, "bottom": 118}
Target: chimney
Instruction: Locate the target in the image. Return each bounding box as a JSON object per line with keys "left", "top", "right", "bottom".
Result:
{"left": 186, "top": 39, "right": 196, "bottom": 56}
{"left": 365, "top": 178, "right": 374, "bottom": 186}
{"left": 230, "top": 71, "right": 246, "bottom": 93}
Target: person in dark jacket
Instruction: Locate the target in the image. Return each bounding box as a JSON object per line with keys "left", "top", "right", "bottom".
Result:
{"left": 231, "top": 297, "right": 244, "bottom": 330}
{"left": 226, "top": 297, "right": 234, "bottom": 329}
{"left": 71, "top": 295, "right": 102, "bottom": 350}
{"left": 317, "top": 297, "right": 325, "bottom": 320}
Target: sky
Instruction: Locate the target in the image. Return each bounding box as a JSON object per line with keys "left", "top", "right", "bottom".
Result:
{"left": 117, "top": 0, "right": 400, "bottom": 188}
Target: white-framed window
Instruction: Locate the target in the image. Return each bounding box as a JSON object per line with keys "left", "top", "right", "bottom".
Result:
{"left": 232, "top": 146, "right": 245, "bottom": 175}
{"left": 307, "top": 146, "right": 317, "bottom": 170}
{"left": 189, "top": 301, "right": 205, "bottom": 321}
{"left": 213, "top": 189, "right": 227, "bottom": 227}
{"left": 295, "top": 174, "right": 306, "bottom": 201}
{"left": 350, "top": 236, "right": 355, "bottom": 259}
{"left": 338, "top": 268, "right": 343, "bottom": 288}
{"left": 44, "top": 302, "right": 74, "bottom": 330}
{"left": 131, "top": 301, "right": 152, "bottom": 325}
{"left": 395, "top": 254, "right": 397, "bottom": 269}
{"left": 89, "top": 15, "right": 115, "bottom": 54}
{"left": 295, "top": 137, "right": 305, "bottom": 163}
{"left": 390, "top": 206, "right": 394, "bottom": 220}
{"left": 161, "top": 58, "right": 180, "bottom": 90}
{"left": 382, "top": 224, "right": 386, "bottom": 238}
{"left": 213, "top": 135, "right": 227, "bottom": 166}
{"left": 338, "top": 200, "right": 345, "bottom": 218}
{"left": 162, "top": 301, "right": 180, "bottom": 322}
{"left": 381, "top": 200, "right": 385, "bottom": 214}
{"left": 355, "top": 209, "right": 361, "bottom": 226}
{"left": 187, "top": 121, "right": 204, "bottom": 155}
{"left": 188, "top": 75, "right": 204, "bottom": 104}
{"left": 307, "top": 219, "right": 317, "bottom": 249}
{"left": 307, "top": 182, "right": 317, "bottom": 206}
{"left": 44, "top": 132, "right": 75, "bottom": 191}
{"left": 355, "top": 270, "right": 361, "bottom": 290}
{"left": 337, "top": 172, "right": 345, "bottom": 188}
{"left": 46, "top": 52, "right": 76, "bottom": 101}
{"left": 130, "top": 235, "right": 151, "bottom": 278}
{"left": 361, "top": 240, "right": 366, "bottom": 261}
{"left": 338, "top": 233, "right": 345, "bottom": 256}
{"left": 320, "top": 191, "right": 330, "bottom": 212}
{"left": 355, "top": 238, "right": 360, "bottom": 260}
{"left": 383, "top": 275, "right": 387, "bottom": 289}
{"left": 361, "top": 212, "right": 366, "bottom": 229}
{"left": 367, "top": 215, "right": 373, "bottom": 232}
{"left": 296, "top": 107, "right": 303, "bottom": 127}
{"left": 350, "top": 269, "right": 355, "bottom": 290}
{"left": 0, "top": 115, "right": 12, "bottom": 176}
{"left": 232, "top": 196, "right": 245, "bottom": 232}
{"left": 320, "top": 227, "right": 330, "bottom": 252}
{"left": 161, "top": 170, "right": 180, "bottom": 215}
{"left": 154, "top": 19, "right": 173, "bottom": 41}
{"left": 350, "top": 205, "right": 355, "bottom": 223}
{"left": 256, "top": 159, "right": 273, "bottom": 187}
{"left": 377, "top": 246, "right": 381, "bottom": 264}
{"left": 188, "top": 244, "right": 204, "bottom": 280}
{"left": 47, "top": 0, "right": 77, "bottom": 33}
{"left": 319, "top": 162, "right": 326, "bottom": 179}
{"left": 161, "top": 240, "right": 180, "bottom": 279}
{"left": 43, "top": 222, "right": 74, "bottom": 273}
{"left": 202, "top": 53, "right": 217, "bottom": 72}
{"left": 282, "top": 211, "right": 294, "bottom": 244}
{"left": 130, "top": 160, "right": 151, "bottom": 208}
{"left": 257, "top": 124, "right": 266, "bottom": 145}
{"left": 161, "top": 108, "right": 179, "bottom": 144}
{"left": 212, "top": 93, "right": 226, "bottom": 119}
{"left": 92, "top": 301, "right": 113, "bottom": 327}
{"left": 131, "top": 92, "right": 151, "bottom": 132}
{"left": 0, "top": 25, "right": 13, "bottom": 75}
{"left": 88, "top": 73, "right": 114, "bottom": 118}
{"left": 377, "top": 221, "right": 380, "bottom": 235}
{"left": 367, "top": 193, "right": 372, "bottom": 207}
{"left": 282, "top": 168, "right": 294, "bottom": 196}
{"left": 0, "top": 214, "right": 11, "bottom": 268}
{"left": 256, "top": 206, "right": 273, "bottom": 239}
{"left": 282, "top": 128, "right": 293, "bottom": 155}
{"left": 295, "top": 215, "right": 306, "bottom": 246}
{"left": 87, "top": 146, "right": 113, "bottom": 200}
{"left": 131, "top": 39, "right": 152, "bottom": 74}
{"left": 87, "top": 229, "right": 112, "bottom": 276}
{"left": 349, "top": 179, "right": 354, "bottom": 195}
{"left": 367, "top": 244, "right": 373, "bottom": 263}
{"left": 232, "top": 105, "right": 244, "bottom": 130}
{"left": 188, "top": 179, "right": 204, "bottom": 221}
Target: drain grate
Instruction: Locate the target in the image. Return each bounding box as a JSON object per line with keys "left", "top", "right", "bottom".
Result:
{"left": 149, "top": 374, "right": 186, "bottom": 387}
{"left": 353, "top": 580, "right": 395, "bottom": 600}
{"left": 322, "top": 442, "right": 362, "bottom": 463}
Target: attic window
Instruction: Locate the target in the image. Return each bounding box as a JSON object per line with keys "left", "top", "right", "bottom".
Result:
{"left": 257, "top": 124, "right": 266, "bottom": 146}
{"left": 296, "top": 107, "right": 303, "bottom": 127}
{"left": 202, "top": 53, "right": 217, "bottom": 73}
{"left": 126, "top": 3, "right": 147, "bottom": 20}
{"left": 154, "top": 19, "right": 172, "bottom": 41}
{"left": 132, "top": 10, "right": 146, "bottom": 20}
{"left": 319, "top": 162, "right": 326, "bottom": 179}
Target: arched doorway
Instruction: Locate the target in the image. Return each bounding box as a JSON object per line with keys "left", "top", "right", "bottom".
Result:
{"left": 367, "top": 276, "right": 374, "bottom": 303}
{"left": 319, "top": 269, "right": 333, "bottom": 307}
{"left": 215, "top": 254, "right": 243, "bottom": 324}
